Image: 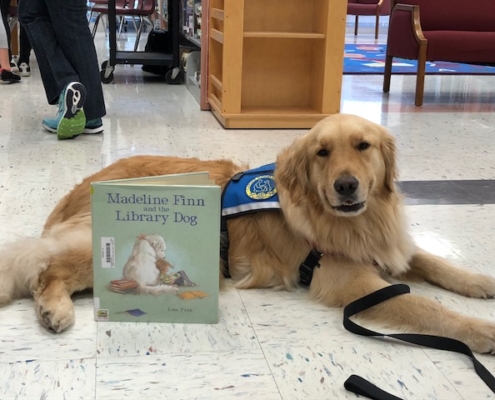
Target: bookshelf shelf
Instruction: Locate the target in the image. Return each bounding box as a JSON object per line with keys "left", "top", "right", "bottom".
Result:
{"left": 210, "top": 29, "right": 224, "bottom": 44}
{"left": 243, "top": 32, "right": 326, "bottom": 39}
{"left": 211, "top": 8, "right": 224, "bottom": 21}
{"left": 209, "top": 74, "right": 223, "bottom": 91}
{"left": 207, "top": 0, "right": 346, "bottom": 129}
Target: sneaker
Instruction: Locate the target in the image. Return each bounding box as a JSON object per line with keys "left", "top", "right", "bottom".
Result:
{"left": 0, "top": 69, "right": 21, "bottom": 83}
{"left": 18, "top": 63, "right": 31, "bottom": 77}
{"left": 44, "top": 117, "right": 104, "bottom": 135}
{"left": 10, "top": 60, "right": 19, "bottom": 74}
{"left": 82, "top": 118, "right": 104, "bottom": 134}
{"left": 42, "top": 82, "right": 87, "bottom": 140}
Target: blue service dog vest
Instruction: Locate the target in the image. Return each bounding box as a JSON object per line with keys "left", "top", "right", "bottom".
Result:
{"left": 221, "top": 163, "right": 281, "bottom": 219}
{"left": 220, "top": 163, "right": 322, "bottom": 285}
{"left": 220, "top": 163, "right": 281, "bottom": 277}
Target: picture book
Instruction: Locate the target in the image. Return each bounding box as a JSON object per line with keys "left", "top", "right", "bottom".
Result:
{"left": 91, "top": 172, "right": 220, "bottom": 324}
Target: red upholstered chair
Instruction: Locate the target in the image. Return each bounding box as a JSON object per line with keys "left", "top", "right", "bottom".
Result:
{"left": 91, "top": 0, "right": 156, "bottom": 51}
{"left": 383, "top": 0, "right": 495, "bottom": 106}
{"left": 90, "top": 0, "right": 129, "bottom": 39}
{"left": 347, "top": 0, "right": 391, "bottom": 40}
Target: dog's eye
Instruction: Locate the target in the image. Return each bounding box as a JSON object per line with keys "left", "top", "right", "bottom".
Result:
{"left": 317, "top": 149, "right": 329, "bottom": 157}
{"left": 357, "top": 142, "right": 371, "bottom": 151}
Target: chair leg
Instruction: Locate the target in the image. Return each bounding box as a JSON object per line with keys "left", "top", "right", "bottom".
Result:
{"left": 375, "top": 15, "right": 379, "bottom": 40}
{"left": 134, "top": 16, "right": 144, "bottom": 52}
{"left": 131, "top": 16, "right": 138, "bottom": 34}
{"left": 354, "top": 15, "right": 359, "bottom": 36}
{"left": 415, "top": 43, "right": 427, "bottom": 106}
{"left": 92, "top": 14, "right": 101, "bottom": 38}
{"left": 118, "top": 16, "right": 125, "bottom": 40}
{"left": 102, "top": 15, "right": 109, "bottom": 37}
{"left": 383, "top": 54, "right": 393, "bottom": 93}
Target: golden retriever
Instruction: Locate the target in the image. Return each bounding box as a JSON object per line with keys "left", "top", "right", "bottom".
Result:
{"left": 1, "top": 113, "right": 495, "bottom": 354}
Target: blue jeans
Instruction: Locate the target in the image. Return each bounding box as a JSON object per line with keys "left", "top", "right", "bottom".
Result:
{"left": 18, "top": 0, "right": 106, "bottom": 120}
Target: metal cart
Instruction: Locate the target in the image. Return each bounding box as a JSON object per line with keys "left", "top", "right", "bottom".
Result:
{"left": 100, "top": 0, "right": 183, "bottom": 84}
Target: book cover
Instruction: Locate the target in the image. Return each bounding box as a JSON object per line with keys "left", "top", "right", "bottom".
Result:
{"left": 91, "top": 172, "right": 220, "bottom": 324}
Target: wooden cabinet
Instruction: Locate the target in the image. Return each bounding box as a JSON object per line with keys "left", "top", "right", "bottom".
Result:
{"left": 207, "top": 0, "right": 347, "bottom": 129}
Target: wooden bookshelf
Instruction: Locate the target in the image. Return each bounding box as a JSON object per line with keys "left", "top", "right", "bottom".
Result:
{"left": 207, "top": 0, "right": 347, "bottom": 129}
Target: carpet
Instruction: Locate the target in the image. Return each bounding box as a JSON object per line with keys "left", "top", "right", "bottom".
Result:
{"left": 344, "top": 44, "right": 495, "bottom": 75}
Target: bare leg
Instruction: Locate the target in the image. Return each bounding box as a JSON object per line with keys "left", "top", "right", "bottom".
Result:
{"left": 0, "top": 48, "right": 9, "bottom": 70}
{"left": 310, "top": 256, "right": 495, "bottom": 354}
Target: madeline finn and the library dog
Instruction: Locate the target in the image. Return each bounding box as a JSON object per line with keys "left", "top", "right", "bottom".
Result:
{"left": 1, "top": 113, "right": 495, "bottom": 353}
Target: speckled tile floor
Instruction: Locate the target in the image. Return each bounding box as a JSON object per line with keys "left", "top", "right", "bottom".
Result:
{"left": 1, "top": 17, "right": 495, "bottom": 400}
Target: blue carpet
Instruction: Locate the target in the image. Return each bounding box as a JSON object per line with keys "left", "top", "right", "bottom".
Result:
{"left": 344, "top": 44, "right": 495, "bottom": 75}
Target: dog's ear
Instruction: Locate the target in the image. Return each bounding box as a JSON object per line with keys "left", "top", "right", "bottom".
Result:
{"left": 380, "top": 132, "right": 397, "bottom": 192}
{"left": 276, "top": 136, "right": 310, "bottom": 198}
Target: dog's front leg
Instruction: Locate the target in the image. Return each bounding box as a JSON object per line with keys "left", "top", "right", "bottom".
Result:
{"left": 34, "top": 228, "right": 94, "bottom": 333}
{"left": 399, "top": 249, "right": 495, "bottom": 299}
{"left": 310, "top": 256, "right": 495, "bottom": 354}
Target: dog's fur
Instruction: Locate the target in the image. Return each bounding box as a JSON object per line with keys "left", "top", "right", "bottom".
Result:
{"left": 1, "top": 114, "right": 495, "bottom": 353}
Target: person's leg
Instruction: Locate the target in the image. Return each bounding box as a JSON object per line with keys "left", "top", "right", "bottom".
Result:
{"left": 0, "top": 18, "right": 9, "bottom": 67}
{"left": 0, "top": 0, "right": 11, "bottom": 61}
{"left": 48, "top": 0, "right": 106, "bottom": 121}
{"left": 27, "top": 0, "right": 105, "bottom": 120}
{"left": 18, "top": 24, "right": 31, "bottom": 63}
{"left": 18, "top": 0, "right": 85, "bottom": 138}
{"left": 18, "top": 0, "right": 81, "bottom": 104}
{"left": 18, "top": 0, "right": 105, "bottom": 138}
{"left": 0, "top": 11, "right": 20, "bottom": 82}
{"left": 0, "top": 47, "right": 9, "bottom": 69}
{"left": 17, "top": 24, "right": 32, "bottom": 76}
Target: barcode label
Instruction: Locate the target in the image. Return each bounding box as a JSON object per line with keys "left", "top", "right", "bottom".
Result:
{"left": 101, "top": 237, "right": 115, "bottom": 268}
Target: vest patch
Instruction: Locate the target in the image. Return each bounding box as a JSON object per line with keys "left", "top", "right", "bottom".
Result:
{"left": 221, "top": 163, "right": 281, "bottom": 219}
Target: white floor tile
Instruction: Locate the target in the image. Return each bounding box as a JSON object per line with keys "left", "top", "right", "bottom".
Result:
{"left": 423, "top": 350, "right": 495, "bottom": 400}
{"left": 0, "top": 358, "right": 96, "bottom": 400}
{"left": 0, "top": 296, "right": 96, "bottom": 362}
{"left": 95, "top": 351, "right": 281, "bottom": 399}
{"left": 262, "top": 343, "right": 463, "bottom": 400}
{"left": 96, "top": 282, "right": 259, "bottom": 358}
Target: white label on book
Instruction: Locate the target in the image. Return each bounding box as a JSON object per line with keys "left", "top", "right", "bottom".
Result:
{"left": 101, "top": 237, "right": 115, "bottom": 268}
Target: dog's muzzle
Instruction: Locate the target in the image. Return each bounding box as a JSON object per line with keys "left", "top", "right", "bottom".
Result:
{"left": 331, "top": 176, "right": 365, "bottom": 213}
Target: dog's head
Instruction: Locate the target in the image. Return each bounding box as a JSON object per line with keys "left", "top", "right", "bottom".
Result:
{"left": 144, "top": 234, "right": 167, "bottom": 258}
{"left": 276, "top": 114, "right": 397, "bottom": 217}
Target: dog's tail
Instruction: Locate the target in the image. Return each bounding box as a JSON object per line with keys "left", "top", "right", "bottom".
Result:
{"left": 136, "top": 284, "right": 179, "bottom": 295}
{"left": 0, "top": 236, "right": 60, "bottom": 305}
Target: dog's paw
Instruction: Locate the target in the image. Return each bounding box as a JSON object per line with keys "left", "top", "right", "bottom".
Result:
{"left": 36, "top": 293, "right": 75, "bottom": 333}
{"left": 460, "top": 320, "right": 495, "bottom": 354}
{"left": 458, "top": 273, "right": 495, "bottom": 299}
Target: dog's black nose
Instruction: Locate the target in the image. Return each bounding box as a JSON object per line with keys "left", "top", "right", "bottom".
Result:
{"left": 334, "top": 176, "right": 359, "bottom": 196}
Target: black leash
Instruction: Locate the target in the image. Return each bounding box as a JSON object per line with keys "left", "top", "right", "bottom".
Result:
{"left": 343, "top": 284, "right": 495, "bottom": 399}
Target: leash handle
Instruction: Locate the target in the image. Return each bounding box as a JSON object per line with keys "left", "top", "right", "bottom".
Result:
{"left": 343, "top": 284, "right": 495, "bottom": 399}
{"left": 344, "top": 375, "right": 402, "bottom": 400}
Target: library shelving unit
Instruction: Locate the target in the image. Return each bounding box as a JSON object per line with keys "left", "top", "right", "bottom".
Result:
{"left": 207, "top": 0, "right": 347, "bottom": 129}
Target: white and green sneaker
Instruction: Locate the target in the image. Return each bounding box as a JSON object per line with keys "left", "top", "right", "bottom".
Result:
{"left": 42, "top": 82, "right": 87, "bottom": 140}
{"left": 44, "top": 118, "right": 104, "bottom": 135}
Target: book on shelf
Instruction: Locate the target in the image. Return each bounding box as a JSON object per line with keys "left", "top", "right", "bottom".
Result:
{"left": 91, "top": 172, "right": 220, "bottom": 324}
